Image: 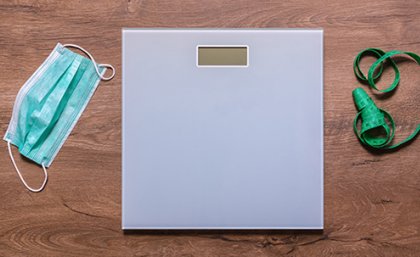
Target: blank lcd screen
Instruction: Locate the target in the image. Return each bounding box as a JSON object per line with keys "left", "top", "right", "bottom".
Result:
{"left": 198, "top": 46, "right": 248, "bottom": 66}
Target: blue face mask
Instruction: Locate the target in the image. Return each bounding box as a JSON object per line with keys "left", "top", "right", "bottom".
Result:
{"left": 4, "top": 43, "right": 115, "bottom": 192}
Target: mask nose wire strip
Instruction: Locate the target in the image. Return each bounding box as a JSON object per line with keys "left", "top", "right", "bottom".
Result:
{"left": 62, "top": 44, "right": 115, "bottom": 81}
{"left": 7, "top": 141, "right": 48, "bottom": 193}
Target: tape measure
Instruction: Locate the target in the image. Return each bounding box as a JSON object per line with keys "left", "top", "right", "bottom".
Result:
{"left": 352, "top": 48, "right": 420, "bottom": 149}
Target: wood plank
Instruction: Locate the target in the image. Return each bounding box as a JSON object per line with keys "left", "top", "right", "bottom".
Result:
{"left": 0, "top": 0, "right": 419, "bottom": 256}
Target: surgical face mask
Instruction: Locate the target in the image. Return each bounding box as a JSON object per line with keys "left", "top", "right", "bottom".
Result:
{"left": 4, "top": 43, "right": 115, "bottom": 192}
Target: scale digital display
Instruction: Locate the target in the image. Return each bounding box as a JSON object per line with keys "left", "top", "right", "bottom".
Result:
{"left": 197, "top": 46, "right": 248, "bottom": 66}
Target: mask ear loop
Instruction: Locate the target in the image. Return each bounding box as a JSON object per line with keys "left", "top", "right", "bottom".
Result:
{"left": 62, "top": 44, "right": 115, "bottom": 81}
{"left": 7, "top": 141, "right": 48, "bottom": 193}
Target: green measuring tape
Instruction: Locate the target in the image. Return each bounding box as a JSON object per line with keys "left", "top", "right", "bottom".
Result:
{"left": 352, "top": 48, "right": 420, "bottom": 149}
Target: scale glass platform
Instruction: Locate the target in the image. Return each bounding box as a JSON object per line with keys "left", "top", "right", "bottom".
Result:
{"left": 122, "top": 29, "right": 323, "bottom": 229}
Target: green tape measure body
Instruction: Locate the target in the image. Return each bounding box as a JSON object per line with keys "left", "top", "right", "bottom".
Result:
{"left": 353, "top": 48, "right": 420, "bottom": 149}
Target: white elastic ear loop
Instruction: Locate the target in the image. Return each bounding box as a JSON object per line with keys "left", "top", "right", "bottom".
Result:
{"left": 7, "top": 141, "right": 48, "bottom": 193}
{"left": 62, "top": 44, "right": 115, "bottom": 81}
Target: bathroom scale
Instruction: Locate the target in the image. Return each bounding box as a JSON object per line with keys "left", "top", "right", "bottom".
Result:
{"left": 122, "top": 29, "right": 323, "bottom": 229}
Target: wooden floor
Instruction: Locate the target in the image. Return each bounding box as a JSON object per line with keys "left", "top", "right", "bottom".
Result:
{"left": 0, "top": 0, "right": 419, "bottom": 256}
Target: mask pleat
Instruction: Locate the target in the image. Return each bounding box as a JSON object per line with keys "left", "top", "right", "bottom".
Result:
{"left": 21, "top": 56, "right": 88, "bottom": 152}
{"left": 15, "top": 53, "right": 75, "bottom": 146}
{"left": 39, "top": 61, "right": 100, "bottom": 162}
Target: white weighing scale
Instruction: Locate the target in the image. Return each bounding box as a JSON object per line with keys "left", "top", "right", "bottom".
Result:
{"left": 122, "top": 29, "right": 323, "bottom": 229}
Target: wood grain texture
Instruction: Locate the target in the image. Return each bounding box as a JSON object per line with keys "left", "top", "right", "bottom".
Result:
{"left": 0, "top": 0, "right": 419, "bottom": 256}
